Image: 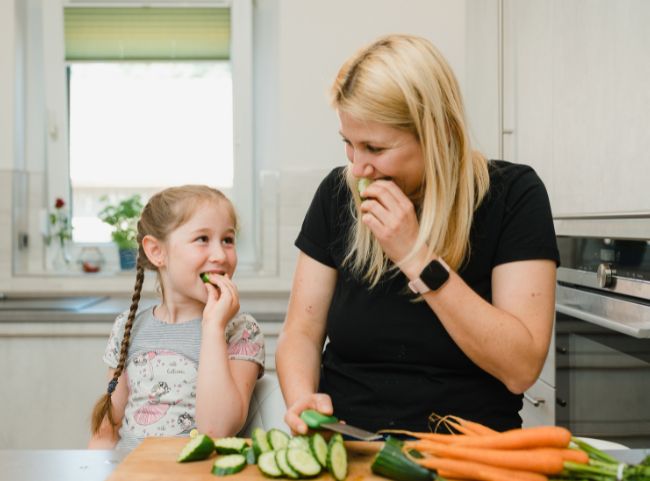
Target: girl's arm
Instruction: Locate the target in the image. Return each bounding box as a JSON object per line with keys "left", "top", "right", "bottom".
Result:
{"left": 88, "top": 369, "right": 128, "bottom": 449}
{"left": 195, "top": 274, "right": 260, "bottom": 437}
{"left": 275, "top": 252, "right": 337, "bottom": 434}
{"left": 361, "top": 179, "right": 556, "bottom": 395}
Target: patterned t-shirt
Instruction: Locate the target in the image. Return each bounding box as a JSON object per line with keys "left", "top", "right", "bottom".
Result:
{"left": 103, "top": 306, "right": 265, "bottom": 450}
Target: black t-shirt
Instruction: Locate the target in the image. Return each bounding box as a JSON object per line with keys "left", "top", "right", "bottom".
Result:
{"left": 295, "top": 160, "right": 560, "bottom": 432}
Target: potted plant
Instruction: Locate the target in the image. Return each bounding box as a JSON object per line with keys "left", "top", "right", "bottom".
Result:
{"left": 98, "top": 194, "right": 144, "bottom": 270}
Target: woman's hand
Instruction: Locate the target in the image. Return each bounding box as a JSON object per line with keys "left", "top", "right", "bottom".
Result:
{"left": 202, "top": 274, "right": 240, "bottom": 330}
{"left": 284, "top": 393, "right": 334, "bottom": 435}
{"left": 359, "top": 179, "right": 422, "bottom": 266}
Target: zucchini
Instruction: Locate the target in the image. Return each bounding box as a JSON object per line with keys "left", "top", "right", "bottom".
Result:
{"left": 244, "top": 446, "right": 257, "bottom": 465}
{"left": 252, "top": 427, "right": 272, "bottom": 456}
{"left": 309, "top": 432, "right": 328, "bottom": 468}
{"left": 211, "top": 454, "right": 247, "bottom": 476}
{"left": 267, "top": 428, "right": 291, "bottom": 450}
{"left": 299, "top": 409, "right": 338, "bottom": 429}
{"left": 288, "top": 435, "right": 311, "bottom": 451}
{"left": 258, "top": 451, "right": 283, "bottom": 478}
{"left": 177, "top": 433, "right": 215, "bottom": 462}
{"left": 326, "top": 437, "right": 348, "bottom": 481}
{"left": 275, "top": 448, "right": 300, "bottom": 479}
{"left": 286, "top": 447, "right": 322, "bottom": 477}
{"left": 371, "top": 437, "right": 434, "bottom": 481}
{"left": 214, "top": 437, "right": 248, "bottom": 454}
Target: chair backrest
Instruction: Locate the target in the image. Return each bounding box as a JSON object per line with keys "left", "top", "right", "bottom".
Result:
{"left": 239, "top": 373, "right": 290, "bottom": 436}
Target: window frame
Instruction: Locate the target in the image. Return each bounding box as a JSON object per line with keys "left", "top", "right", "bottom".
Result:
{"left": 42, "top": 0, "right": 258, "bottom": 272}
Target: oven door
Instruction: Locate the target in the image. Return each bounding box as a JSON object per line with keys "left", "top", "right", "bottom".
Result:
{"left": 555, "top": 285, "right": 650, "bottom": 448}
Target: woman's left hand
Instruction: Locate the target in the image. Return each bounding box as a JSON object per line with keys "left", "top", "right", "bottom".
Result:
{"left": 202, "top": 274, "right": 240, "bottom": 330}
{"left": 359, "top": 179, "right": 421, "bottom": 265}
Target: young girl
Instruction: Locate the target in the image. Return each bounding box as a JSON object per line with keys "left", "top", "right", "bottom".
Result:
{"left": 88, "top": 185, "right": 265, "bottom": 450}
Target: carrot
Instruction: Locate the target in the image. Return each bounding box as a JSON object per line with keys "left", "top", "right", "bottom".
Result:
{"left": 407, "top": 425, "right": 571, "bottom": 450}
{"left": 446, "top": 416, "right": 499, "bottom": 436}
{"left": 404, "top": 442, "right": 575, "bottom": 475}
{"left": 557, "top": 448, "right": 589, "bottom": 464}
{"left": 432, "top": 415, "right": 498, "bottom": 436}
{"left": 416, "top": 456, "right": 548, "bottom": 481}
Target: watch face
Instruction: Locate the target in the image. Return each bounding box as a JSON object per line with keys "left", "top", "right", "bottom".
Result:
{"left": 420, "top": 259, "right": 450, "bottom": 291}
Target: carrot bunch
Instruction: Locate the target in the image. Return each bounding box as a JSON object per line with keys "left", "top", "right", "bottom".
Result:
{"left": 401, "top": 416, "right": 589, "bottom": 481}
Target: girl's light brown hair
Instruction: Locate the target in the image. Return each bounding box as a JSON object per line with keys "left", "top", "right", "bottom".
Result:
{"left": 331, "top": 34, "right": 490, "bottom": 286}
{"left": 90, "top": 185, "right": 236, "bottom": 436}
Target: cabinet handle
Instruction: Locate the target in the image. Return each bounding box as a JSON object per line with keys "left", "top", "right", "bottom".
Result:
{"left": 523, "top": 393, "right": 546, "bottom": 407}
{"left": 556, "top": 397, "right": 567, "bottom": 407}
{"left": 556, "top": 346, "right": 568, "bottom": 354}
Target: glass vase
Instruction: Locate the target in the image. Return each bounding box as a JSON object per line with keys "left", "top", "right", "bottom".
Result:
{"left": 51, "top": 238, "right": 72, "bottom": 271}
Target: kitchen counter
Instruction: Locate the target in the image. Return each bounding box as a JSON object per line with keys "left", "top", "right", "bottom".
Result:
{"left": 0, "top": 447, "right": 647, "bottom": 481}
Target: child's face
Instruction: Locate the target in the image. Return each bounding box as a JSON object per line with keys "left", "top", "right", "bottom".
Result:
{"left": 161, "top": 200, "right": 237, "bottom": 303}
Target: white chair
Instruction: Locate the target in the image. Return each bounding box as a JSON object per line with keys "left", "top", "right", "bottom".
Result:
{"left": 240, "top": 373, "right": 290, "bottom": 436}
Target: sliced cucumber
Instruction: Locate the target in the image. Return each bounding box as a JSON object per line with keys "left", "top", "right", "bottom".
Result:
{"left": 267, "top": 428, "right": 290, "bottom": 450}
{"left": 257, "top": 451, "right": 283, "bottom": 478}
{"left": 309, "top": 433, "right": 328, "bottom": 468}
{"left": 288, "top": 435, "right": 310, "bottom": 451}
{"left": 244, "top": 446, "right": 257, "bottom": 465}
{"left": 275, "top": 448, "right": 300, "bottom": 479}
{"left": 214, "top": 437, "right": 248, "bottom": 454}
{"left": 177, "top": 433, "right": 215, "bottom": 462}
{"left": 252, "top": 427, "right": 272, "bottom": 456}
{"left": 371, "top": 437, "right": 433, "bottom": 481}
{"left": 286, "top": 447, "right": 322, "bottom": 477}
{"left": 327, "top": 438, "right": 348, "bottom": 481}
{"left": 211, "top": 454, "right": 247, "bottom": 476}
{"left": 329, "top": 433, "right": 344, "bottom": 446}
{"left": 299, "top": 409, "right": 339, "bottom": 429}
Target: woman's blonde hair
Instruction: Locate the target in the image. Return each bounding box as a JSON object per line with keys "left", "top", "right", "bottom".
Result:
{"left": 331, "top": 34, "right": 490, "bottom": 286}
{"left": 90, "top": 185, "right": 236, "bottom": 436}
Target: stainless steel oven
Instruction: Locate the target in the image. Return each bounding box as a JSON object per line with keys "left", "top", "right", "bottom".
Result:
{"left": 554, "top": 214, "right": 650, "bottom": 448}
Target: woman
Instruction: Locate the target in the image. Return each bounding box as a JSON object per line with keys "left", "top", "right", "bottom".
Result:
{"left": 276, "top": 34, "right": 559, "bottom": 434}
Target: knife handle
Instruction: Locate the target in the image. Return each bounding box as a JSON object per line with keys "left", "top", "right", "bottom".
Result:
{"left": 299, "top": 409, "right": 339, "bottom": 429}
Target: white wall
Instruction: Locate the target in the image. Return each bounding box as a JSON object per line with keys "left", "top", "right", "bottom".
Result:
{"left": 0, "top": 0, "right": 478, "bottom": 295}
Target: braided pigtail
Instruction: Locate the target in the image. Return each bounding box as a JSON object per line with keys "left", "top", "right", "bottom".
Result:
{"left": 90, "top": 259, "right": 146, "bottom": 435}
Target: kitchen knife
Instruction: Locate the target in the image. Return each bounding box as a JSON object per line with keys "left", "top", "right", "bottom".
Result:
{"left": 299, "top": 409, "right": 383, "bottom": 441}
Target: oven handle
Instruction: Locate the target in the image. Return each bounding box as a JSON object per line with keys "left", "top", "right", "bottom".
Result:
{"left": 523, "top": 393, "right": 545, "bottom": 407}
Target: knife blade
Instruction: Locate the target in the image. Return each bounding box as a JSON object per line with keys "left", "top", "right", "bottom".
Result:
{"left": 299, "top": 409, "right": 383, "bottom": 441}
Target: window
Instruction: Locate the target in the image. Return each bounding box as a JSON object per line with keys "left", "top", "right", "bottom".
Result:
{"left": 42, "top": 1, "right": 256, "bottom": 269}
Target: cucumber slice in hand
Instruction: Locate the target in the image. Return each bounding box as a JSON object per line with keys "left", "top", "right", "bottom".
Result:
{"left": 211, "top": 454, "right": 247, "bottom": 476}
{"left": 177, "top": 433, "right": 215, "bottom": 462}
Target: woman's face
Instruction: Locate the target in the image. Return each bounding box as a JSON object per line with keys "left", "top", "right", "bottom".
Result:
{"left": 338, "top": 110, "right": 425, "bottom": 199}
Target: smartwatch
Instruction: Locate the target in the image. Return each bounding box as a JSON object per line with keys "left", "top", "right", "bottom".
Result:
{"left": 408, "top": 257, "right": 450, "bottom": 294}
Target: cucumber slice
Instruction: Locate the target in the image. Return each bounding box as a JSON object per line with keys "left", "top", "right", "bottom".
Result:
{"left": 287, "top": 435, "right": 310, "bottom": 451}
{"left": 257, "top": 451, "right": 282, "bottom": 478}
{"left": 177, "top": 433, "right": 215, "bottom": 462}
{"left": 309, "top": 433, "right": 328, "bottom": 468}
{"left": 327, "top": 438, "right": 348, "bottom": 481}
{"left": 211, "top": 454, "right": 247, "bottom": 476}
{"left": 252, "top": 427, "right": 272, "bottom": 456}
{"left": 299, "top": 409, "right": 339, "bottom": 429}
{"left": 329, "top": 433, "right": 344, "bottom": 446}
{"left": 244, "top": 446, "right": 257, "bottom": 465}
{"left": 267, "top": 428, "right": 290, "bottom": 450}
{"left": 358, "top": 178, "right": 373, "bottom": 196}
{"left": 214, "top": 437, "right": 248, "bottom": 454}
{"left": 287, "top": 447, "right": 322, "bottom": 477}
{"left": 275, "top": 448, "right": 300, "bottom": 479}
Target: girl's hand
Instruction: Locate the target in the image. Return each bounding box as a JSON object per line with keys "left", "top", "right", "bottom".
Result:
{"left": 359, "top": 179, "right": 422, "bottom": 266}
{"left": 202, "top": 274, "right": 240, "bottom": 331}
{"left": 285, "top": 393, "right": 333, "bottom": 435}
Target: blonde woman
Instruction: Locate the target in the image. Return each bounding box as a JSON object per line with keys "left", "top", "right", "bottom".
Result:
{"left": 276, "top": 34, "right": 559, "bottom": 434}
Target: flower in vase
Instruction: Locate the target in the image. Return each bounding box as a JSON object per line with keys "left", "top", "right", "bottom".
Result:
{"left": 46, "top": 197, "right": 73, "bottom": 248}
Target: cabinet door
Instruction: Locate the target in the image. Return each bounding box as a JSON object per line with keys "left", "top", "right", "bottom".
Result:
{"left": 520, "top": 378, "right": 555, "bottom": 427}
{"left": 506, "top": 0, "right": 650, "bottom": 215}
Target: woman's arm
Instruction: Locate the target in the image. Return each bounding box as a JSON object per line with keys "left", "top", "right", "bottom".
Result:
{"left": 404, "top": 258, "right": 556, "bottom": 394}
{"left": 88, "top": 369, "right": 128, "bottom": 449}
{"left": 275, "top": 252, "right": 337, "bottom": 433}
{"left": 361, "top": 179, "right": 556, "bottom": 394}
{"left": 196, "top": 275, "right": 260, "bottom": 437}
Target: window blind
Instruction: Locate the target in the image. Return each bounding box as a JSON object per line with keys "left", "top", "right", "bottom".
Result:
{"left": 64, "top": 7, "right": 230, "bottom": 61}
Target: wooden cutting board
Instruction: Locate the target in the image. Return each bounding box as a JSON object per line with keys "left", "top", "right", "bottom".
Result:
{"left": 107, "top": 437, "right": 386, "bottom": 481}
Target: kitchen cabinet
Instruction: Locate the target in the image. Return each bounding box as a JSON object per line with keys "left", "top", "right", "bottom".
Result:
{"left": 502, "top": 0, "right": 650, "bottom": 215}
{"left": 519, "top": 330, "right": 555, "bottom": 427}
